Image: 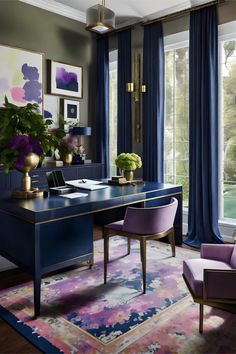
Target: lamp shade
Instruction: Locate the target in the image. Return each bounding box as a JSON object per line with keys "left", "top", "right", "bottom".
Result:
{"left": 86, "top": 4, "right": 115, "bottom": 33}
{"left": 70, "top": 126, "right": 92, "bottom": 136}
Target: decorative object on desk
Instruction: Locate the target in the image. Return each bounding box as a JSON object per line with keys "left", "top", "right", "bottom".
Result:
{"left": 108, "top": 177, "right": 144, "bottom": 185}
{"left": 43, "top": 95, "right": 60, "bottom": 129}
{"left": 58, "top": 134, "right": 77, "bottom": 165}
{"left": 9, "top": 136, "right": 44, "bottom": 198}
{"left": 115, "top": 152, "right": 142, "bottom": 181}
{"left": 62, "top": 98, "right": 80, "bottom": 127}
{"left": 49, "top": 60, "right": 83, "bottom": 98}
{"left": 0, "top": 44, "right": 43, "bottom": 112}
{"left": 70, "top": 125, "right": 92, "bottom": 164}
{"left": 0, "top": 97, "right": 64, "bottom": 174}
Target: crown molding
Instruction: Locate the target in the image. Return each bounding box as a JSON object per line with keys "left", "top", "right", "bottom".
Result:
{"left": 144, "top": 0, "right": 191, "bottom": 21}
{"left": 19, "top": 0, "right": 86, "bottom": 23}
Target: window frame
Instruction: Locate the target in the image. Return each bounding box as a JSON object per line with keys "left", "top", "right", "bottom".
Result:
{"left": 218, "top": 20, "right": 236, "bottom": 226}
{"left": 164, "top": 30, "right": 189, "bottom": 210}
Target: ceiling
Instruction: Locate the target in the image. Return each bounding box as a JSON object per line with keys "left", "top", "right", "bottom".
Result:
{"left": 20, "top": 0, "right": 214, "bottom": 28}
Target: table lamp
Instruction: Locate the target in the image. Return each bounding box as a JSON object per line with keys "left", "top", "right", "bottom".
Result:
{"left": 69, "top": 126, "right": 92, "bottom": 164}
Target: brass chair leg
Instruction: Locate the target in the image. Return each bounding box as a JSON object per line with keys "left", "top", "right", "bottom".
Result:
{"left": 168, "top": 228, "right": 176, "bottom": 257}
{"left": 140, "top": 238, "right": 147, "bottom": 294}
{"left": 199, "top": 303, "right": 204, "bottom": 333}
{"left": 127, "top": 237, "right": 131, "bottom": 255}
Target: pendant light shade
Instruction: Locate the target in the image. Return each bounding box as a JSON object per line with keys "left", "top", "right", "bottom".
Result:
{"left": 86, "top": 1, "right": 115, "bottom": 34}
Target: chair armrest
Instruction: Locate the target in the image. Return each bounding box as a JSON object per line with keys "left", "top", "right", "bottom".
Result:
{"left": 200, "top": 244, "right": 234, "bottom": 263}
{"left": 203, "top": 269, "right": 236, "bottom": 301}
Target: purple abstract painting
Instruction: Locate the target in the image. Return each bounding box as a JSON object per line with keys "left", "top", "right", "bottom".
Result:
{"left": 56, "top": 67, "right": 78, "bottom": 93}
{"left": 50, "top": 61, "right": 82, "bottom": 98}
{"left": 0, "top": 44, "right": 43, "bottom": 110}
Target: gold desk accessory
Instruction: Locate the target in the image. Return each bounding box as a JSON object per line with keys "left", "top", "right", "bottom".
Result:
{"left": 12, "top": 152, "right": 44, "bottom": 199}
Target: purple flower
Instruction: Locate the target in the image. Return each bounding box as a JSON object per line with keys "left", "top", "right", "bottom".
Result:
{"left": 9, "top": 135, "right": 43, "bottom": 169}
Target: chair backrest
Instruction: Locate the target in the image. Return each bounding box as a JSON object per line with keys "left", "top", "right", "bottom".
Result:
{"left": 230, "top": 245, "right": 236, "bottom": 268}
{"left": 123, "top": 197, "right": 178, "bottom": 235}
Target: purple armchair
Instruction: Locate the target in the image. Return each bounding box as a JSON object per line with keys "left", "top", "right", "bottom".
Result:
{"left": 183, "top": 244, "right": 236, "bottom": 333}
{"left": 103, "top": 197, "right": 178, "bottom": 293}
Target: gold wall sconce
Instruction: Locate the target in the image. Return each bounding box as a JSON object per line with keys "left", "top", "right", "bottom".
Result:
{"left": 126, "top": 52, "right": 146, "bottom": 143}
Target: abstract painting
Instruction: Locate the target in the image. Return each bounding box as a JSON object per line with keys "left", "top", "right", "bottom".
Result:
{"left": 62, "top": 99, "right": 80, "bottom": 126}
{"left": 50, "top": 61, "right": 82, "bottom": 98}
{"left": 0, "top": 44, "right": 43, "bottom": 111}
{"left": 44, "top": 95, "right": 60, "bottom": 129}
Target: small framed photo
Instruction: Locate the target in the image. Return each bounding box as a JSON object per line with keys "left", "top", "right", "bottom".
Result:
{"left": 44, "top": 95, "right": 60, "bottom": 129}
{"left": 62, "top": 99, "right": 80, "bottom": 126}
{"left": 49, "top": 60, "right": 83, "bottom": 98}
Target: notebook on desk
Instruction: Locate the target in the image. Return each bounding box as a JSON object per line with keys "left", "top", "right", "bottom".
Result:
{"left": 66, "top": 179, "right": 108, "bottom": 190}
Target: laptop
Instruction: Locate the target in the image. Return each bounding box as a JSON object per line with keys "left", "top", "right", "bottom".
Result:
{"left": 46, "top": 170, "right": 75, "bottom": 195}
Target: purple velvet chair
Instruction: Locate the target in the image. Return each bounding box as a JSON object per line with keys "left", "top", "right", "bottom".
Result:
{"left": 103, "top": 197, "right": 178, "bottom": 293}
{"left": 183, "top": 244, "right": 236, "bottom": 333}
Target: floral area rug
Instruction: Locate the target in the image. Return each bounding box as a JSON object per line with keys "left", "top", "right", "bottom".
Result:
{"left": 0, "top": 237, "right": 235, "bottom": 353}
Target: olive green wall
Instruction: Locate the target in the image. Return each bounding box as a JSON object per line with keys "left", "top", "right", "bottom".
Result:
{"left": 0, "top": 0, "right": 97, "bottom": 160}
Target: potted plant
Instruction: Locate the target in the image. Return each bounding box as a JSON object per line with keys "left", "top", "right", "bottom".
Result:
{"left": 115, "top": 153, "right": 142, "bottom": 181}
{"left": 0, "top": 97, "right": 64, "bottom": 173}
{"left": 58, "top": 134, "right": 78, "bottom": 165}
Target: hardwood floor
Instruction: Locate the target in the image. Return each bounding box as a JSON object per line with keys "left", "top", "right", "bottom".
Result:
{"left": 0, "top": 269, "right": 41, "bottom": 354}
{"left": 0, "top": 226, "right": 195, "bottom": 353}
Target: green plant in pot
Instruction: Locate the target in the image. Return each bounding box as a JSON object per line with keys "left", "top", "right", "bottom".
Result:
{"left": 0, "top": 97, "right": 65, "bottom": 197}
{"left": 115, "top": 153, "right": 142, "bottom": 181}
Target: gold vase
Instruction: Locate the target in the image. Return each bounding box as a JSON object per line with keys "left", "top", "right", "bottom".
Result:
{"left": 12, "top": 152, "right": 43, "bottom": 199}
{"left": 124, "top": 170, "right": 134, "bottom": 181}
{"left": 61, "top": 153, "right": 73, "bottom": 166}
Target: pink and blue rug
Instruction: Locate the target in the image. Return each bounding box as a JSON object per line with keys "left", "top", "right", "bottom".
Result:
{"left": 0, "top": 237, "right": 236, "bottom": 353}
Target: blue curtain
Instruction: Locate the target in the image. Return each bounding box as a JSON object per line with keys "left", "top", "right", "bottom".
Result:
{"left": 118, "top": 29, "right": 132, "bottom": 153}
{"left": 96, "top": 37, "right": 110, "bottom": 178}
{"left": 142, "top": 22, "right": 164, "bottom": 182}
{"left": 185, "top": 5, "right": 224, "bottom": 247}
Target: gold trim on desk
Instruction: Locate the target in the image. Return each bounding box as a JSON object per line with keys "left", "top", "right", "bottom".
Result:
{"left": 0, "top": 191, "right": 182, "bottom": 225}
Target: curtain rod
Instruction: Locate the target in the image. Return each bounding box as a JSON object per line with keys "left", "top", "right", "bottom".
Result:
{"left": 143, "top": 0, "right": 225, "bottom": 25}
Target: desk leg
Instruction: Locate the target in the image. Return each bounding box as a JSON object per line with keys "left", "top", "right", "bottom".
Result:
{"left": 34, "top": 225, "right": 41, "bottom": 318}
{"left": 33, "top": 272, "right": 41, "bottom": 318}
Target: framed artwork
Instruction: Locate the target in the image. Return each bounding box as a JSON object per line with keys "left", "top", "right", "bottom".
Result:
{"left": 62, "top": 99, "right": 80, "bottom": 126}
{"left": 0, "top": 44, "right": 43, "bottom": 112}
{"left": 44, "top": 95, "right": 60, "bottom": 129}
{"left": 50, "top": 60, "right": 83, "bottom": 98}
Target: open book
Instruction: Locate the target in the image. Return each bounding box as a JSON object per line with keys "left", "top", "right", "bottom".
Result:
{"left": 66, "top": 179, "right": 108, "bottom": 191}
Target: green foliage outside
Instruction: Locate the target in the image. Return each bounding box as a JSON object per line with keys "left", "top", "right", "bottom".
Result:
{"left": 222, "top": 40, "right": 236, "bottom": 219}
{"left": 164, "top": 47, "right": 189, "bottom": 206}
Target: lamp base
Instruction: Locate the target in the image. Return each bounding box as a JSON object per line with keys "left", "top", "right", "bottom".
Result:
{"left": 12, "top": 188, "right": 44, "bottom": 199}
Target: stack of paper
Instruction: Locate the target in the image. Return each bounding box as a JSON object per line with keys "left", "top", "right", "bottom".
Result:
{"left": 66, "top": 179, "right": 108, "bottom": 190}
{"left": 60, "top": 192, "right": 88, "bottom": 199}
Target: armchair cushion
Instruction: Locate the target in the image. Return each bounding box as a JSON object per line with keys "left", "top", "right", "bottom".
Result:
{"left": 183, "top": 258, "right": 232, "bottom": 298}
{"left": 200, "top": 244, "right": 234, "bottom": 263}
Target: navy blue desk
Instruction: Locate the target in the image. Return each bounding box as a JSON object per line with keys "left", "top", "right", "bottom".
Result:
{"left": 0, "top": 182, "right": 182, "bottom": 317}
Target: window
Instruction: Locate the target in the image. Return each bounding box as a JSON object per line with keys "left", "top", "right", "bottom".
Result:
{"left": 164, "top": 37, "right": 189, "bottom": 207}
{"left": 109, "top": 51, "right": 118, "bottom": 176}
{"left": 219, "top": 35, "right": 236, "bottom": 221}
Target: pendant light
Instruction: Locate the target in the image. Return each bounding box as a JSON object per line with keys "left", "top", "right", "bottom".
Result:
{"left": 86, "top": 0, "right": 115, "bottom": 34}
